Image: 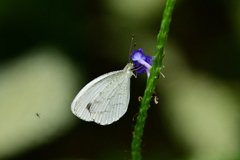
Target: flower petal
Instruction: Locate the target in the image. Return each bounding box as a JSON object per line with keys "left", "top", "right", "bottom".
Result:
{"left": 130, "top": 48, "right": 153, "bottom": 76}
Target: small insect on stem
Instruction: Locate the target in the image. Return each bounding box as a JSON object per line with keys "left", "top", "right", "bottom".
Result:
{"left": 138, "top": 91, "right": 159, "bottom": 105}
{"left": 151, "top": 91, "right": 159, "bottom": 105}
{"left": 138, "top": 96, "right": 143, "bottom": 102}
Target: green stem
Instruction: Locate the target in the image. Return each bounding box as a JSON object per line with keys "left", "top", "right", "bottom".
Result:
{"left": 131, "top": 0, "right": 176, "bottom": 159}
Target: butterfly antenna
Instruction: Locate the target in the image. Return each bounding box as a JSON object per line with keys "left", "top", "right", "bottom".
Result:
{"left": 128, "top": 34, "right": 135, "bottom": 62}
{"left": 129, "top": 34, "right": 134, "bottom": 55}
{"left": 134, "top": 42, "right": 137, "bottom": 48}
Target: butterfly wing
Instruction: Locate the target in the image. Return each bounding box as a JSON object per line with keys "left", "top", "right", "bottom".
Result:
{"left": 71, "top": 64, "right": 133, "bottom": 125}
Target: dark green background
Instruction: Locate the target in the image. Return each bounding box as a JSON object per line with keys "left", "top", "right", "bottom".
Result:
{"left": 1, "top": 0, "right": 239, "bottom": 160}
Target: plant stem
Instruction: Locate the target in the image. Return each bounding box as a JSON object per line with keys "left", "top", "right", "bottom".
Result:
{"left": 131, "top": 0, "right": 176, "bottom": 159}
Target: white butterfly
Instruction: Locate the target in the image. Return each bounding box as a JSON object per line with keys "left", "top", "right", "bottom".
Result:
{"left": 71, "top": 63, "right": 135, "bottom": 125}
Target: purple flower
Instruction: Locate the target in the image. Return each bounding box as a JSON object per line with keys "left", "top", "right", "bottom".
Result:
{"left": 130, "top": 48, "right": 153, "bottom": 77}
